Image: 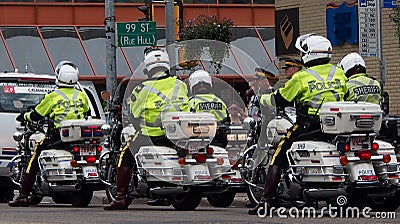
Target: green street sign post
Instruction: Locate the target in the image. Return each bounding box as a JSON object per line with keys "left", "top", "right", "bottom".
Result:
{"left": 116, "top": 21, "right": 157, "bottom": 47}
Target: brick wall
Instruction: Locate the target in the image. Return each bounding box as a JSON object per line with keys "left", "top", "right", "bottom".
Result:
{"left": 276, "top": 0, "right": 400, "bottom": 115}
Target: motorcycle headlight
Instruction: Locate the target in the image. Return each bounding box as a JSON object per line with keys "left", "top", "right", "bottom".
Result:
{"left": 13, "top": 132, "right": 24, "bottom": 142}
{"left": 101, "top": 124, "right": 112, "bottom": 135}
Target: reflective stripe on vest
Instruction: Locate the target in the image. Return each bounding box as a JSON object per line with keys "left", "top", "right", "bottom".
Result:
{"left": 140, "top": 78, "right": 182, "bottom": 128}
{"left": 54, "top": 89, "right": 81, "bottom": 124}
{"left": 304, "top": 65, "right": 340, "bottom": 109}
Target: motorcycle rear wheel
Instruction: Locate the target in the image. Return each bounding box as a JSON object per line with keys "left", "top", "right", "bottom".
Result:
{"left": 168, "top": 189, "right": 202, "bottom": 211}
{"left": 29, "top": 194, "right": 43, "bottom": 205}
{"left": 69, "top": 187, "right": 93, "bottom": 207}
{"left": 206, "top": 189, "right": 236, "bottom": 208}
{"left": 367, "top": 191, "right": 400, "bottom": 212}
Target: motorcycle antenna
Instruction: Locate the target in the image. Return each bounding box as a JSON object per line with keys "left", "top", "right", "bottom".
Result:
{"left": 314, "top": 98, "right": 325, "bottom": 115}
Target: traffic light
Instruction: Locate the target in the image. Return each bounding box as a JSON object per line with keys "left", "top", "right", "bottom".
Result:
{"left": 138, "top": 0, "right": 153, "bottom": 21}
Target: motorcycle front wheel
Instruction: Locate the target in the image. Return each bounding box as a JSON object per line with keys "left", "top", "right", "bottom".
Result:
{"left": 367, "top": 191, "right": 400, "bottom": 212}
{"left": 241, "top": 148, "right": 267, "bottom": 206}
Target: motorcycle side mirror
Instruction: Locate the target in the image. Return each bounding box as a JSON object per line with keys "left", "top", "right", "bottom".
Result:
{"left": 13, "top": 131, "right": 24, "bottom": 142}
{"left": 242, "top": 117, "right": 255, "bottom": 130}
{"left": 101, "top": 124, "right": 112, "bottom": 135}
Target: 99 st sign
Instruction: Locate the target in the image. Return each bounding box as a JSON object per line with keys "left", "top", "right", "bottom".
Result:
{"left": 116, "top": 21, "right": 157, "bottom": 47}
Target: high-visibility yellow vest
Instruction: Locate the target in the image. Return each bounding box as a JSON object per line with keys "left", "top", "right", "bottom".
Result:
{"left": 130, "top": 75, "right": 189, "bottom": 137}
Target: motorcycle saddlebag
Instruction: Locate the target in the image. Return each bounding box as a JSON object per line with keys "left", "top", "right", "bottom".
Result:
{"left": 320, "top": 102, "right": 382, "bottom": 134}
{"left": 39, "top": 149, "right": 77, "bottom": 182}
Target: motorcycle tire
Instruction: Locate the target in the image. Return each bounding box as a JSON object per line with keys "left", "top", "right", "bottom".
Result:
{"left": 105, "top": 165, "right": 117, "bottom": 203}
{"left": 168, "top": 189, "right": 202, "bottom": 211}
{"left": 69, "top": 187, "right": 93, "bottom": 207}
{"left": 241, "top": 148, "right": 266, "bottom": 205}
{"left": 29, "top": 194, "right": 43, "bottom": 205}
{"left": 51, "top": 192, "right": 70, "bottom": 204}
{"left": 367, "top": 191, "right": 400, "bottom": 212}
{"left": 206, "top": 190, "right": 236, "bottom": 208}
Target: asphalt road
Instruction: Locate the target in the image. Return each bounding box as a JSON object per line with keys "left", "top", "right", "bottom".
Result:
{"left": 0, "top": 192, "right": 399, "bottom": 224}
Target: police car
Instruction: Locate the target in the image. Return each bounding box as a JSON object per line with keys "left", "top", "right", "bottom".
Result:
{"left": 0, "top": 72, "right": 105, "bottom": 202}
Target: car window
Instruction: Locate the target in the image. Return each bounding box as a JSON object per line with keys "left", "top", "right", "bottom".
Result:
{"left": 0, "top": 82, "right": 55, "bottom": 113}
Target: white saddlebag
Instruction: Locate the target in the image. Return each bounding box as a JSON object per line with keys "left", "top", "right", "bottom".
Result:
{"left": 320, "top": 102, "right": 382, "bottom": 134}
{"left": 39, "top": 149, "right": 77, "bottom": 182}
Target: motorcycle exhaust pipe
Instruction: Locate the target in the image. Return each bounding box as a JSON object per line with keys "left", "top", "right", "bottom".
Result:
{"left": 150, "top": 186, "right": 190, "bottom": 196}
{"left": 303, "top": 188, "right": 347, "bottom": 199}
{"left": 50, "top": 183, "right": 81, "bottom": 192}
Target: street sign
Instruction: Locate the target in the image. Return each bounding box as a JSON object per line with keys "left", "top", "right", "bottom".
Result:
{"left": 116, "top": 21, "right": 157, "bottom": 47}
{"left": 383, "top": 0, "right": 397, "bottom": 8}
{"left": 358, "top": 0, "right": 379, "bottom": 58}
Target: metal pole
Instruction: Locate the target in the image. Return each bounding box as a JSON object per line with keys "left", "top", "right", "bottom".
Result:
{"left": 105, "top": 0, "right": 117, "bottom": 98}
{"left": 165, "top": 0, "right": 176, "bottom": 76}
{"left": 378, "top": 0, "right": 386, "bottom": 90}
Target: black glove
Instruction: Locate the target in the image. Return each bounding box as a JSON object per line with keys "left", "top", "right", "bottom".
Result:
{"left": 16, "top": 112, "right": 25, "bottom": 122}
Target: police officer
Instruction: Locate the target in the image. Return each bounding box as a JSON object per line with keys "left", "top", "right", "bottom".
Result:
{"left": 188, "top": 69, "right": 228, "bottom": 147}
{"left": 188, "top": 70, "right": 228, "bottom": 122}
{"left": 338, "top": 52, "right": 381, "bottom": 105}
{"left": 9, "top": 61, "right": 89, "bottom": 207}
{"left": 104, "top": 48, "right": 189, "bottom": 210}
{"left": 249, "top": 34, "right": 348, "bottom": 215}
{"left": 281, "top": 57, "right": 302, "bottom": 80}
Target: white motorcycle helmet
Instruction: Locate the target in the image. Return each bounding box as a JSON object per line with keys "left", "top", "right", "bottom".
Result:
{"left": 266, "top": 117, "right": 292, "bottom": 145}
{"left": 337, "top": 52, "right": 366, "bottom": 75}
{"left": 143, "top": 49, "right": 170, "bottom": 76}
{"left": 189, "top": 70, "right": 212, "bottom": 92}
{"left": 295, "top": 34, "right": 332, "bottom": 65}
{"left": 55, "top": 61, "right": 79, "bottom": 87}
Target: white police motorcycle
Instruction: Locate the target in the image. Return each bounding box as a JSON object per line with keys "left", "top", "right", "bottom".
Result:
{"left": 241, "top": 101, "right": 400, "bottom": 211}
{"left": 100, "top": 111, "right": 232, "bottom": 210}
{"left": 10, "top": 116, "right": 106, "bottom": 207}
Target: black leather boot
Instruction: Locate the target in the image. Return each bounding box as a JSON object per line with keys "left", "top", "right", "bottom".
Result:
{"left": 104, "top": 166, "right": 132, "bottom": 210}
{"left": 248, "top": 165, "right": 282, "bottom": 215}
{"left": 9, "top": 172, "right": 37, "bottom": 207}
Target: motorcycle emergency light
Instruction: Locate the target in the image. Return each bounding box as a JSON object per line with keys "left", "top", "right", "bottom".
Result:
{"left": 357, "top": 150, "right": 371, "bottom": 160}
{"left": 73, "top": 146, "right": 79, "bottom": 153}
{"left": 193, "top": 153, "right": 207, "bottom": 163}
{"left": 336, "top": 141, "right": 350, "bottom": 153}
{"left": 86, "top": 156, "right": 96, "bottom": 163}
{"left": 340, "top": 156, "right": 348, "bottom": 165}
{"left": 96, "top": 145, "right": 102, "bottom": 152}
{"left": 371, "top": 142, "right": 379, "bottom": 150}
{"left": 216, "top": 157, "right": 224, "bottom": 165}
{"left": 70, "top": 159, "right": 78, "bottom": 167}
{"left": 207, "top": 147, "right": 214, "bottom": 155}
{"left": 382, "top": 154, "right": 391, "bottom": 163}
{"left": 178, "top": 157, "right": 186, "bottom": 165}
{"left": 62, "top": 129, "right": 69, "bottom": 137}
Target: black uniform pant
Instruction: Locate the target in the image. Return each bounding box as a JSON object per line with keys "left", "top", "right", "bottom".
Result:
{"left": 269, "top": 116, "right": 321, "bottom": 169}
{"left": 118, "top": 133, "right": 173, "bottom": 167}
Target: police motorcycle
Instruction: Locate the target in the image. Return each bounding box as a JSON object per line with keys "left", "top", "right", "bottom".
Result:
{"left": 100, "top": 111, "right": 232, "bottom": 210}
{"left": 241, "top": 101, "right": 400, "bottom": 211}
{"left": 10, "top": 109, "right": 106, "bottom": 207}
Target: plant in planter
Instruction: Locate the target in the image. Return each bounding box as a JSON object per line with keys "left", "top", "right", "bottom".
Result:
{"left": 391, "top": 6, "right": 400, "bottom": 47}
{"left": 179, "top": 15, "right": 234, "bottom": 73}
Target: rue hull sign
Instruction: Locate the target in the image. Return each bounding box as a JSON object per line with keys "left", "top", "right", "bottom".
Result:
{"left": 116, "top": 21, "right": 157, "bottom": 47}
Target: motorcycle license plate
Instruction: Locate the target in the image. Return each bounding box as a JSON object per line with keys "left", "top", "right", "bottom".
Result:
{"left": 83, "top": 166, "right": 98, "bottom": 178}
{"left": 191, "top": 164, "right": 211, "bottom": 181}
{"left": 79, "top": 145, "right": 96, "bottom": 156}
{"left": 305, "top": 167, "right": 322, "bottom": 174}
{"left": 350, "top": 137, "right": 369, "bottom": 150}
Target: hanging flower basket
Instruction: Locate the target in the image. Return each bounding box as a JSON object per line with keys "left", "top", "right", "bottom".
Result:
{"left": 179, "top": 15, "right": 234, "bottom": 73}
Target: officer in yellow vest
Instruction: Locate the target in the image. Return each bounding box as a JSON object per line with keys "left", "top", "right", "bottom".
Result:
{"left": 104, "top": 48, "right": 189, "bottom": 210}
{"left": 249, "top": 34, "right": 348, "bottom": 215}
{"left": 338, "top": 52, "right": 381, "bottom": 105}
{"left": 188, "top": 69, "right": 228, "bottom": 147}
{"left": 188, "top": 70, "right": 228, "bottom": 122}
{"left": 9, "top": 61, "right": 89, "bottom": 207}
